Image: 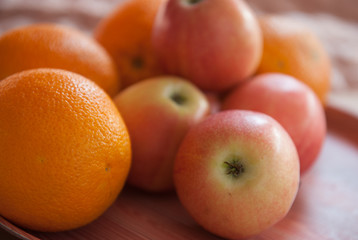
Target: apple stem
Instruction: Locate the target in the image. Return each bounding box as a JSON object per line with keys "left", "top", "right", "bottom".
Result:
{"left": 224, "top": 160, "right": 245, "bottom": 177}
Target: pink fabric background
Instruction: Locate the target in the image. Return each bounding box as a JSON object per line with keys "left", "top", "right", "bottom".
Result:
{"left": 0, "top": 0, "right": 357, "bottom": 107}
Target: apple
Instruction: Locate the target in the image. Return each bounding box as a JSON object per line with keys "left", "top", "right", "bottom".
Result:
{"left": 222, "top": 73, "right": 326, "bottom": 174}
{"left": 152, "top": 0, "right": 262, "bottom": 92}
{"left": 204, "top": 92, "right": 221, "bottom": 114}
{"left": 174, "top": 110, "right": 300, "bottom": 239}
{"left": 113, "top": 76, "right": 209, "bottom": 192}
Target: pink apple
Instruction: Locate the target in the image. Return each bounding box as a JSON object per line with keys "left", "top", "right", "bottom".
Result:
{"left": 174, "top": 110, "right": 300, "bottom": 239}
{"left": 222, "top": 73, "right": 326, "bottom": 174}
{"left": 204, "top": 92, "right": 221, "bottom": 114}
{"left": 152, "top": 0, "right": 262, "bottom": 92}
{"left": 113, "top": 76, "right": 209, "bottom": 192}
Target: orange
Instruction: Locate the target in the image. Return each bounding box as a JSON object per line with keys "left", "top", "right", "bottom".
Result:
{"left": 256, "top": 15, "right": 331, "bottom": 103}
{"left": 0, "top": 23, "right": 120, "bottom": 97}
{"left": 94, "top": 0, "right": 166, "bottom": 88}
{"left": 0, "top": 69, "right": 131, "bottom": 232}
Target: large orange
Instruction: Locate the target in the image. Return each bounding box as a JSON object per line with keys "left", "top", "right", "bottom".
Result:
{"left": 0, "top": 24, "right": 120, "bottom": 97}
{"left": 256, "top": 15, "right": 331, "bottom": 103}
{"left": 0, "top": 69, "right": 131, "bottom": 232}
{"left": 94, "top": 0, "right": 166, "bottom": 88}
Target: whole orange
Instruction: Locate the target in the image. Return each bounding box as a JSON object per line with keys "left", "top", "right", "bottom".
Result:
{"left": 0, "top": 24, "right": 119, "bottom": 97}
{"left": 94, "top": 0, "right": 166, "bottom": 88}
{"left": 257, "top": 15, "right": 331, "bottom": 103}
{"left": 0, "top": 69, "right": 131, "bottom": 232}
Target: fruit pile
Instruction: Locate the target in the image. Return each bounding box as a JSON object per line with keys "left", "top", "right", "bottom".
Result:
{"left": 0, "top": 0, "right": 331, "bottom": 239}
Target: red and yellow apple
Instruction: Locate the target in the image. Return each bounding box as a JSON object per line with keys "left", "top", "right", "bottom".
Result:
{"left": 152, "top": 0, "right": 262, "bottom": 91}
{"left": 222, "top": 73, "right": 326, "bottom": 174}
{"left": 113, "top": 76, "right": 209, "bottom": 192}
{"left": 174, "top": 110, "right": 300, "bottom": 239}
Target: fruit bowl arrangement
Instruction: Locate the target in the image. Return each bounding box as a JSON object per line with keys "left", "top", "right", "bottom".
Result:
{"left": 1, "top": 0, "right": 357, "bottom": 239}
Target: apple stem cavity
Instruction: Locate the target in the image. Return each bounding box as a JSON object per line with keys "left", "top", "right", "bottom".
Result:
{"left": 132, "top": 56, "right": 144, "bottom": 69}
{"left": 224, "top": 160, "right": 245, "bottom": 178}
{"left": 184, "top": 0, "right": 203, "bottom": 5}
{"left": 170, "top": 93, "right": 187, "bottom": 105}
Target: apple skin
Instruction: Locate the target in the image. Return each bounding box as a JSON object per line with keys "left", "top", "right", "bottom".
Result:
{"left": 222, "top": 73, "right": 326, "bottom": 174}
{"left": 174, "top": 110, "right": 300, "bottom": 239}
{"left": 152, "top": 0, "right": 262, "bottom": 92}
{"left": 204, "top": 92, "right": 221, "bottom": 114}
{"left": 113, "top": 76, "right": 209, "bottom": 192}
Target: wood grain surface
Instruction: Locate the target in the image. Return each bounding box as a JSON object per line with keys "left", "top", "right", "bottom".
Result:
{"left": 1, "top": 106, "right": 358, "bottom": 240}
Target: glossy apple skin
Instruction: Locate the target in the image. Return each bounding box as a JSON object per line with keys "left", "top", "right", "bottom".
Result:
{"left": 222, "top": 73, "right": 326, "bottom": 174}
{"left": 152, "top": 0, "right": 262, "bottom": 92}
{"left": 174, "top": 110, "right": 300, "bottom": 239}
{"left": 114, "top": 76, "right": 209, "bottom": 192}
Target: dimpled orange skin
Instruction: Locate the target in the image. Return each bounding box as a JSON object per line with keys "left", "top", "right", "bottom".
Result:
{"left": 94, "top": 0, "right": 166, "bottom": 88}
{"left": 257, "top": 15, "right": 331, "bottom": 103}
{"left": 0, "top": 69, "right": 131, "bottom": 232}
{"left": 0, "top": 24, "right": 120, "bottom": 97}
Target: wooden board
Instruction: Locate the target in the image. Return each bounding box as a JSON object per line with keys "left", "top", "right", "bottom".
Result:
{"left": 1, "top": 106, "right": 358, "bottom": 240}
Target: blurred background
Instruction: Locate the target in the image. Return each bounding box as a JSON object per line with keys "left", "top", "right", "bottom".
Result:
{"left": 0, "top": 0, "right": 357, "bottom": 239}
